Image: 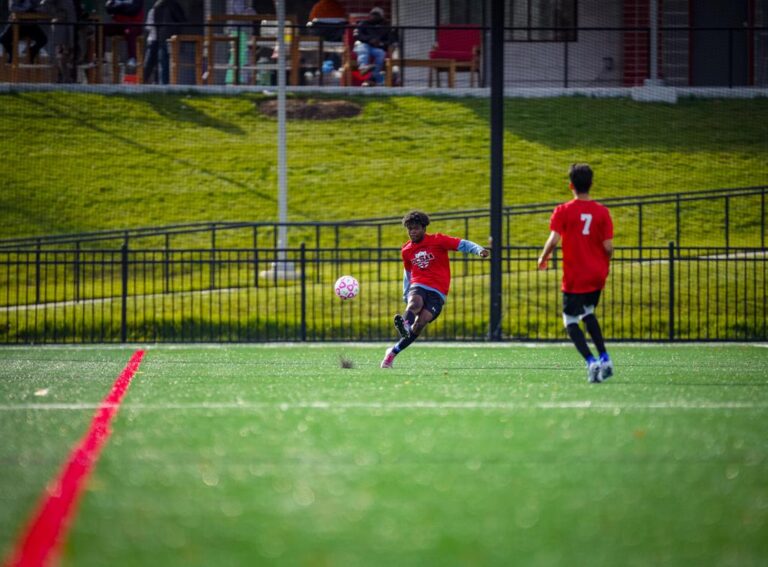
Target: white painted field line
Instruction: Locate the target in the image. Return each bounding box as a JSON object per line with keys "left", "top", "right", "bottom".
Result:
{"left": 1, "top": 400, "right": 767, "bottom": 412}
{"left": 1, "top": 341, "right": 765, "bottom": 351}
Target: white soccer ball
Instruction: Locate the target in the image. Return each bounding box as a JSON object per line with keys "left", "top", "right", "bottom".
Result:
{"left": 334, "top": 275, "right": 359, "bottom": 300}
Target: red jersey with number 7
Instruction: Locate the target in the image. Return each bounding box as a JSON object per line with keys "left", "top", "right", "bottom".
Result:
{"left": 550, "top": 199, "right": 614, "bottom": 293}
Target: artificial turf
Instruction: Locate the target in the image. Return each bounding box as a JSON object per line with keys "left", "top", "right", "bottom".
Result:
{"left": 1, "top": 344, "right": 767, "bottom": 566}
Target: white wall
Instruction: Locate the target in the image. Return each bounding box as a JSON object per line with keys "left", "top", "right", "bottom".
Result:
{"left": 393, "top": 0, "right": 624, "bottom": 87}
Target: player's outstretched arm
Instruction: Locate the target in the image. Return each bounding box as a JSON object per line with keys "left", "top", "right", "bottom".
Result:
{"left": 458, "top": 239, "right": 489, "bottom": 258}
{"left": 538, "top": 231, "right": 561, "bottom": 270}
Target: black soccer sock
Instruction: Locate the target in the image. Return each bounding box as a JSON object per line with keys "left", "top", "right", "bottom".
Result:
{"left": 393, "top": 333, "right": 417, "bottom": 354}
{"left": 566, "top": 323, "right": 594, "bottom": 361}
{"left": 404, "top": 311, "right": 416, "bottom": 326}
{"left": 582, "top": 314, "right": 607, "bottom": 356}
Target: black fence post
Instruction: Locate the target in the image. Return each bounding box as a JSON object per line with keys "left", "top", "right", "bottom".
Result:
{"left": 34, "top": 240, "right": 41, "bottom": 305}
{"left": 164, "top": 233, "right": 170, "bottom": 294}
{"left": 210, "top": 224, "right": 217, "bottom": 290}
{"left": 300, "top": 242, "right": 307, "bottom": 341}
{"left": 638, "top": 204, "right": 643, "bottom": 262}
{"left": 74, "top": 241, "right": 80, "bottom": 303}
{"left": 668, "top": 241, "right": 675, "bottom": 341}
{"left": 253, "top": 226, "right": 260, "bottom": 288}
{"left": 121, "top": 242, "right": 129, "bottom": 343}
{"left": 377, "top": 225, "right": 383, "bottom": 282}
{"left": 725, "top": 196, "right": 730, "bottom": 251}
{"left": 762, "top": 189, "right": 766, "bottom": 249}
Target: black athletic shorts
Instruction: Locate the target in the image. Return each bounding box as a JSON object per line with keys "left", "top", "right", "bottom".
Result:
{"left": 408, "top": 287, "right": 445, "bottom": 320}
{"left": 562, "top": 290, "right": 602, "bottom": 317}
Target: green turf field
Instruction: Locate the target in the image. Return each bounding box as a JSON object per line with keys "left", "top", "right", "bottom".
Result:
{"left": 1, "top": 345, "right": 767, "bottom": 566}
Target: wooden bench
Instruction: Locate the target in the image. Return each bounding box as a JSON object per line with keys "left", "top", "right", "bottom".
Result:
{"left": 386, "top": 57, "right": 456, "bottom": 88}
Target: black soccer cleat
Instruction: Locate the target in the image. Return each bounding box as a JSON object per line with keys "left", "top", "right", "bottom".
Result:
{"left": 394, "top": 314, "right": 410, "bottom": 339}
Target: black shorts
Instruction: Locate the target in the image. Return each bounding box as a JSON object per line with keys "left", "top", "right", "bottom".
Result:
{"left": 408, "top": 287, "right": 445, "bottom": 320}
{"left": 562, "top": 290, "right": 602, "bottom": 317}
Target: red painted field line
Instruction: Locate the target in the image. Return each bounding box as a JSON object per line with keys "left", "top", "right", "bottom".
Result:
{"left": 3, "top": 349, "right": 146, "bottom": 567}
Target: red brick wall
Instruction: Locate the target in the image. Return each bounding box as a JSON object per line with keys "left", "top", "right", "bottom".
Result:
{"left": 623, "top": 0, "right": 663, "bottom": 86}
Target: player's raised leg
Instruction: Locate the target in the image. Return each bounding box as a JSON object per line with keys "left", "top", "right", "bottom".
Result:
{"left": 394, "top": 312, "right": 414, "bottom": 339}
{"left": 381, "top": 307, "right": 432, "bottom": 368}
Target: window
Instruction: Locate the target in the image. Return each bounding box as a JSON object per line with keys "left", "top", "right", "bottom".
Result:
{"left": 508, "top": 0, "right": 577, "bottom": 42}
{"left": 438, "top": 0, "right": 577, "bottom": 42}
{"left": 438, "top": 0, "right": 485, "bottom": 25}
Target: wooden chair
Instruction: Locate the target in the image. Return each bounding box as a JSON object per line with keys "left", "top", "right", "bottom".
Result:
{"left": 6, "top": 13, "right": 56, "bottom": 83}
{"left": 111, "top": 34, "right": 143, "bottom": 83}
{"left": 168, "top": 34, "right": 204, "bottom": 85}
{"left": 428, "top": 24, "right": 482, "bottom": 87}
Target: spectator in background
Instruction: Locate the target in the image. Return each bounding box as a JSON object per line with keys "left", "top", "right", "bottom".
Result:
{"left": 104, "top": 0, "right": 144, "bottom": 67}
{"left": 142, "top": 0, "right": 184, "bottom": 84}
{"left": 306, "top": 0, "right": 344, "bottom": 74}
{"left": 353, "top": 6, "right": 396, "bottom": 86}
{"left": 308, "top": 0, "right": 344, "bottom": 20}
{"left": 0, "top": 0, "right": 48, "bottom": 63}
{"left": 39, "top": 0, "right": 78, "bottom": 82}
{"left": 306, "top": 0, "right": 346, "bottom": 42}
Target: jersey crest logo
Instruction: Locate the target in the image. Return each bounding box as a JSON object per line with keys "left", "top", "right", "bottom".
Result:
{"left": 412, "top": 250, "right": 435, "bottom": 269}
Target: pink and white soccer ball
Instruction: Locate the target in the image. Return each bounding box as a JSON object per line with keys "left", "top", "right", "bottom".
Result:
{"left": 334, "top": 275, "right": 359, "bottom": 300}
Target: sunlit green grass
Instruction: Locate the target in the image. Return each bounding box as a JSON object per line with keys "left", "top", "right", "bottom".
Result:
{"left": 1, "top": 92, "right": 766, "bottom": 246}
{"left": 1, "top": 345, "right": 767, "bottom": 566}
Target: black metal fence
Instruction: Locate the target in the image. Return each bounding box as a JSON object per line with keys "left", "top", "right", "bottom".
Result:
{"left": 1, "top": 186, "right": 765, "bottom": 252}
{"left": 0, "top": 18, "right": 766, "bottom": 87}
{"left": 1, "top": 244, "right": 764, "bottom": 343}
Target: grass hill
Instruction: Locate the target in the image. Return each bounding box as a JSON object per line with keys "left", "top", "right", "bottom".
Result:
{"left": 1, "top": 91, "right": 766, "bottom": 246}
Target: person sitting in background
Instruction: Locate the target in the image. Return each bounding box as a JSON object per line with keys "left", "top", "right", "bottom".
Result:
{"left": 104, "top": 0, "right": 144, "bottom": 67}
{"left": 353, "top": 6, "right": 396, "bottom": 86}
{"left": 306, "top": 0, "right": 346, "bottom": 40}
{"left": 0, "top": 0, "right": 48, "bottom": 63}
{"left": 142, "top": 0, "right": 185, "bottom": 84}
{"left": 40, "top": 0, "right": 78, "bottom": 82}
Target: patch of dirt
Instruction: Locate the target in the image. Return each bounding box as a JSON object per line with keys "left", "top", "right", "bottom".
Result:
{"left": 259, "top": 99, "right": 362, "bottom": 120}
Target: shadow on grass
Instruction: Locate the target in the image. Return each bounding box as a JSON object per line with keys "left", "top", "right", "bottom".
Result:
{"left": 460, "top": 96, "right": 768, "bottom": 152}
{"left": 140, "top": 93, "right": 246, "bottom": 135}
{"left": 9, "top": 92, "right": 275, "bottom": 203}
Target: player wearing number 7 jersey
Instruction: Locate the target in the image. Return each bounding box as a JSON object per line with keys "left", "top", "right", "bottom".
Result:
{"left": 538, "top": 163, "right": 615, "bottom": 383}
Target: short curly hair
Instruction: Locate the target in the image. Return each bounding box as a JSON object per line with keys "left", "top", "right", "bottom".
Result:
{"left": 402, "top": 210, "right": 430, "bottom": 228}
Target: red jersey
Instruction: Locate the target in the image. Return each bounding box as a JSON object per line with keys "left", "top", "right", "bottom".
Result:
{"left": 401, "top": 233, "right": 461, "bottom": 296}
{"left": 550, "top": 199, "right": 614, "bottom": 293}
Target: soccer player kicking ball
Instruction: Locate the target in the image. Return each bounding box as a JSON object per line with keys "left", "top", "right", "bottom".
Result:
{"left": 381, "top": 211, "right": 489, "bottom": 368}
{"left": 538, "top": 163, "right": 615, "bottom": 383}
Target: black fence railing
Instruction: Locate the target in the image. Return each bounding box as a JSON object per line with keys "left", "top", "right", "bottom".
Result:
{"left": 0, "top": 19, "right": 766, "bottom": 88}
{"left": 1, "top": 186, "right": 765, "bottom": 252}
{"left": 1, "top": 244, "right": 764, "bottom": 344}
